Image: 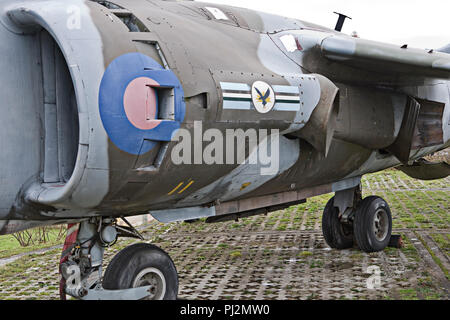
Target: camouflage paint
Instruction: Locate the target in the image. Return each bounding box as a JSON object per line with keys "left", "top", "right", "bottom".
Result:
{"left": 0, "top": 0, "right": 449, "bottom": 234}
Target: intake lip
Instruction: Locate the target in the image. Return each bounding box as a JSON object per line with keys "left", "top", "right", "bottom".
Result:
{"left": 6, "top": 0, "right": 109, "bottom": 209}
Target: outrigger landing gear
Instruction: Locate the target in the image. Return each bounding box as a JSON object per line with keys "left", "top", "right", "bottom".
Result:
{"left": 322, "top": 185, "right": 393, "bottom": 253}
{"left": 59, "top": 218, "right": 178, "bottom": 300}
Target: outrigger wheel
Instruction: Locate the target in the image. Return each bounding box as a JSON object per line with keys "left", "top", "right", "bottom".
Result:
{"left": 103, "top": 243, "right": 179, "bottom": 300}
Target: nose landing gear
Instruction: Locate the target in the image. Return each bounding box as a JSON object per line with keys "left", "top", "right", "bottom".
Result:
{"left": 103, "top": 243, "right": 178, "bottom": 300}
{"left": 59, "top": 218, "right": 178, "bottom": 300}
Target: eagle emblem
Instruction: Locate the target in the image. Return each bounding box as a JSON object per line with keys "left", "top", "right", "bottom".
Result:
{"left": 255, "top": 87, "right": 271, "bottom": 106}
{"left": 251, "top": 81, "right": 276, "bottom": 114}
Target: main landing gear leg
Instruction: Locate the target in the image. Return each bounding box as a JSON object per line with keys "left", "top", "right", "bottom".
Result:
{"left": 322, "top": 184, "right": 394, "bottom": 253}
{"left": 59, "top": 218, "right": 178, "bottom": 300}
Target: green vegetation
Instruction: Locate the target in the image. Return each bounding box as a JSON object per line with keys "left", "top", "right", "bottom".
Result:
{"left": 298, "top": 251, "right": 313, "bottom": 257}
{"left": 0, "top": 168, "right": 448, "bottom": 300}
{"left": 398, "top": 288, "right": 419, "bottom": 300}
{"left": 0, "top": 227, "right": 65, "bottom": 259}
{"left": 416, "top": 233, "right": 449, "bottom": 280}
{"left": 430, "top": 233, "right": 450, "bottom": 256}
{"left": 229, "top": 251, "right": 242, "bottom": 259}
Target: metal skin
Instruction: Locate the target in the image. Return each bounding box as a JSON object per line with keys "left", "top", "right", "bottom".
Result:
{"left": 0, "top": 0, "right": 449, "bottom": 235}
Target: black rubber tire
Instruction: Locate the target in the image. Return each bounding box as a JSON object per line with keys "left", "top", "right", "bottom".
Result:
{"left": 184, "top": 219, "right": 200, "bottom": 224}
{"left": 322, "top": 197, "right": 354, "bottom": 250}
{"left": 103, "top": 243, "right": 178, "bottom": 300}
{"left": 354, "top": 196, "right": 392, "bottom": 253}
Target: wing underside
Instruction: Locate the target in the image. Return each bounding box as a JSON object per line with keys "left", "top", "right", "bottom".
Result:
{"left": 321, "top": 36, "right": 450, "bottom": 79}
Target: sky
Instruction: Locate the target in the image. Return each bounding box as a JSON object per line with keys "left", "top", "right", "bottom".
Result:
{"left": 203, "top": 0, "right": 450, "bottom": 49}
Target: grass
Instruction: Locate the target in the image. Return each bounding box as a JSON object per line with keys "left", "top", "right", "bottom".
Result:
{"left": 0, "top": 167, "right": 448, "bottom": 300}
{"left": 298, "top": 251, "right": 313, "bottom": 257}
{"left": 398, "top": 288, "right": 419, "bottom": 300}
{"left": 230, "top": 251, "right": 242, "bottom": 259}
{"left": 415, "top": 233, "right": 449, "bottom": 280}
{"left": 0, "top": 228, "right": 64, "bottom": 260}
{"left": 430, "top": 233, "right": 450, "bottom": 255}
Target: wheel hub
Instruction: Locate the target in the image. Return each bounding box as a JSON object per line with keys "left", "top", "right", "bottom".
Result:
{"left": 132, "top": 267, "right": 166, "bottom": 300}
{"left": 373, "top": 209, "right": 389, "bottom": 241}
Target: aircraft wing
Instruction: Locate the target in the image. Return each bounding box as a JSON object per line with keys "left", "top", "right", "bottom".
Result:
{"left": 320, "top": 36, "right": 450, "bottom": 79}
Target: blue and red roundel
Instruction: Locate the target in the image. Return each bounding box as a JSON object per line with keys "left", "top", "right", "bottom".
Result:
{"left": 99, "top": 53, "right": 185, "bottom": 155}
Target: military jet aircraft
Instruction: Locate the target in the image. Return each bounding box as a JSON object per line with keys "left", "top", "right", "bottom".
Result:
{"left": 0, "top": 0, "right": 449, "bottom": 300}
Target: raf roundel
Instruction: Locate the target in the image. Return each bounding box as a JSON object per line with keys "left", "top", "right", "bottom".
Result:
{"left": 123, "top": 77, "right": 161, "bottom": 131}
{"left": 99, "top": 53, "right": 186, "bottom": 155}
{"left": 251, "top": 81, "right": 276, "bottom": 114}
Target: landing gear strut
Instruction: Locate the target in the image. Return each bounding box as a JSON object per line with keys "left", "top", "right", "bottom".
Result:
{"left": 59, "top": 218, "right": 178, "bottom": 300}
{"left": 322, "top": 185, "right": 393, "bottom": 253}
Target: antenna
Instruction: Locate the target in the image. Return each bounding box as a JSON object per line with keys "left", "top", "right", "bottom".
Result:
{"left": 333, "top": 12, "right": 352, "bottom": 32}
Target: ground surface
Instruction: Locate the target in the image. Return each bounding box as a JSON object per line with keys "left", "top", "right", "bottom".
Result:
{"left": 0, "top": 169, "right": 448, "bottom": 300}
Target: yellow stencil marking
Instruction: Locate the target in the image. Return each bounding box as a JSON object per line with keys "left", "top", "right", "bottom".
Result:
{"left": 240, "top": 182, "right": 252, "bottom": 191}
{"left": 178, "top": 181, "right": 195, "bottom": 194}
{"left": 168, "top": 182, "right": 184, "bottom": 196}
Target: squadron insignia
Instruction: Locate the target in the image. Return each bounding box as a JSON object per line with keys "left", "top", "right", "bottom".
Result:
{"left": 251, "top": 81, "right": 276, "bottom": 114}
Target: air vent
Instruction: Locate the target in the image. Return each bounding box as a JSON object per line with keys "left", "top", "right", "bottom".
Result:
{"left": 411, "top": 99, "right": 445, "bottom": 149}
{"left": 94, "top": 1, "right": 124, "bottom": 10}
{"left": 114, "top": 12, "right": 149, "bottom": 32}
{"left": 94, "top": 1, "right": 149, "bottom": 32}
